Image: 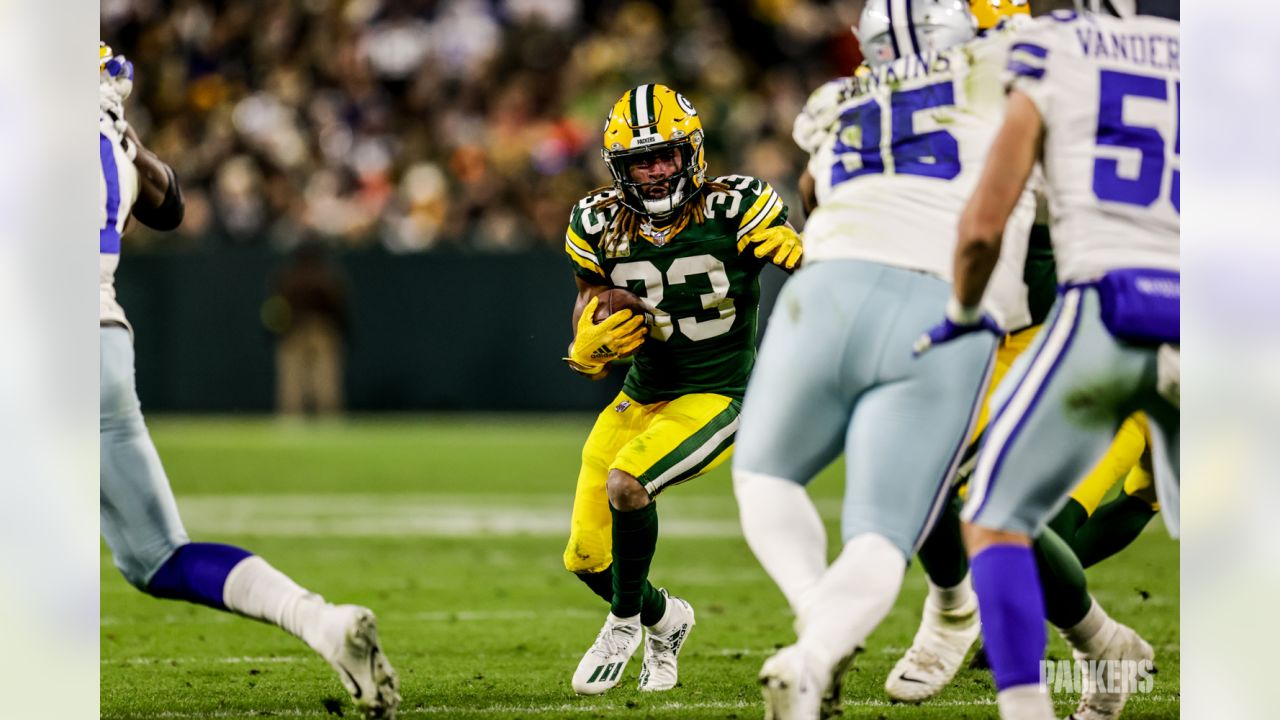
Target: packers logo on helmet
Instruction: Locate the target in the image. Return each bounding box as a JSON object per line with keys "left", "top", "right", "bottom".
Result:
{"left": 601, "top": 84, "right": 707, "bottom": 217}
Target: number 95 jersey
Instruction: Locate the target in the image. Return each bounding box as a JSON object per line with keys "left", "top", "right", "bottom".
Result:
{"left": 1008, "top": 12, "right": 1179, "bottom": 283}
{"left": 794, "top": 27, "right": 1035, "bottom": 287}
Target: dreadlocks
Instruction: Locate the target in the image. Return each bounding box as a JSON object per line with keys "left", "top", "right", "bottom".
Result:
{"left": 591, "top": 179, "right": 733, "bottom": 256}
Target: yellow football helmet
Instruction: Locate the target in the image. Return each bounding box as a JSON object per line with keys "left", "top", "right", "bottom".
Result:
{"left": 969, "top": 0, "right": 1029, "bottom": 30}
{"left": 601, "top": 84, "right": 707, "bottom": 217}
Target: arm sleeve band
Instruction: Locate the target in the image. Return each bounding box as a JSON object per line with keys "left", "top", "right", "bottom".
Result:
{"left": 133, "top": 164, "right": 185, "bottom": 231}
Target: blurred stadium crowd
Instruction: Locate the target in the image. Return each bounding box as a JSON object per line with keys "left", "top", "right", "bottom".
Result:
{"left": 102, "top": 0, "right": 862, "bottom": 253}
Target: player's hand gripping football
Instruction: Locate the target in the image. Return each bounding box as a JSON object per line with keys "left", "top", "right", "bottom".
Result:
{"left": 739, "top": 225, "right": 803, "bottom": 271}
{"left": 913, "top": 299, "right": 1002, "bottom": 357}
{"left": 564, "top": 295, "right": 648, "bottom": 376}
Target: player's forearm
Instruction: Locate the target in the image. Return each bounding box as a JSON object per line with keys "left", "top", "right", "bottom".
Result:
{"left": 125, "top": 124, "right": 185, "bottom": 231}
{"left": 132, "top": 158, "right": 184, "bottom": 231}
{"left": 133, "top": 149, "right": 171, "bottom": 206}
{"left": 124, "top": 124, "right": 167, "bottom": 205}
{"left": 570, "top": 280, "right": 609, "bottom": 338}
{"left": 952, "top": 224, "right": 1002, "bottom": 308}
{"left": 953, "top": 91, "right": 1043, "bottom": 309}
{"left": 798, "top": 169, "right": 817, "bottom": 217}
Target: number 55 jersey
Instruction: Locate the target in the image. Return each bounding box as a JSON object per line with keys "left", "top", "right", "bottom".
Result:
{"left": 794, "top": 23, "right": 1036, "bottom": 329}
{"left": 1008, "top": 11, "right": 1179, "bottom": 283}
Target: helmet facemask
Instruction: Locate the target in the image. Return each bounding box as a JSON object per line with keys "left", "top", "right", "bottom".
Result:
{"left": 603, "top": 131, "right": 704, "bottom": 219}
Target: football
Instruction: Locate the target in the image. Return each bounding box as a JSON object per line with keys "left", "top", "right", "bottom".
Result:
{"left": 593, "top": 288, "right": 650, "bottom": 359}
{"left": 593, "top": 288, "right": 650, "bottom": 325}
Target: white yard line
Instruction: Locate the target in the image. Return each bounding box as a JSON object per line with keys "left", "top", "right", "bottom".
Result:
{"left": 103, "top": 655, "right": 306, "bottom": 666}
{"left": 161, "top": 493, "right": 845, "bottom": 539}
{"left": 103, "top": 607, "right": 608, "bottom": 628}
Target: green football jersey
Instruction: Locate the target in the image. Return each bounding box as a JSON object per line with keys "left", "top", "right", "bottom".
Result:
{"left": 564, "top": 175, "right": 790, "bottom": 404}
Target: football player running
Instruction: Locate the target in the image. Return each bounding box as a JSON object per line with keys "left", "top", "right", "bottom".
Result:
{"left": 98, "top": 45, "right": 400, "bottom": 719}
{"left": 914, "top": 1, "right": 1180, "bottom": 718}
{"left": 731, "top": 2, "right": 1044, "bottom": 717}
{"left": 883, "top": 1, "right": 1160, "bottom": 710}
{"left": 561, "top": 83, "right": 801, "bottom": 696}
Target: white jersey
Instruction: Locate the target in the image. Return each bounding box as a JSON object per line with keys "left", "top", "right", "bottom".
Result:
{"left": 794, "top": 26, "right": 1037, "bottom": 329}
{"left": 1007, "top": 11, "right": 1179, "bottom": 282}
{"left": 100, "top": 113, "right": 139, "bottom": 329}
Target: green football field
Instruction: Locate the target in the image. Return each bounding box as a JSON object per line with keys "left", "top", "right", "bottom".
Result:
{"left": 101, "top": 417, "right": 1180, "bottom": 719}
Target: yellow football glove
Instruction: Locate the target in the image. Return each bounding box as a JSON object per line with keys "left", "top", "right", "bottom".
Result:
{"left": 563, "top": 295, "right": 648, "bottom": 375}
{"left": 739, "top": 225, "right": 804, "bottom": 271}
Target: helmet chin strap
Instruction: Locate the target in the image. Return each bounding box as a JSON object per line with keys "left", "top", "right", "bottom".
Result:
{"left": 641, "top": 178, "right": 686, "bottom": 218}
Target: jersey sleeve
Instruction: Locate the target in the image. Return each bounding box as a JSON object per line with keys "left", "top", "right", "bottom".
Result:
{"left": 563, "top": 198, "right": 608, "bottom": 284}
{"left": 793, "top": 77, "right": 849, "bottom": 156}
{"left": 1003, "top": 15, "right": 1064, "bottom": 120}
{"left": 732, "top": 176, "right": 790, "bottom": 251}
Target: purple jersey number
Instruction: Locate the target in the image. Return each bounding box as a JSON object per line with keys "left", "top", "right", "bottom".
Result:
{"left": 1092, "top": 70, "right": 1180, "bottom": 213}
{"left": 831, "top": 80, "right": 961, "bottom": 187}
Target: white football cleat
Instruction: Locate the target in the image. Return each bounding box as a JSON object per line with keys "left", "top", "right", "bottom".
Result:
{"left": 324, "top": 605, "right": 401, "bottom": 720}
{"left": 638, "top": 590, "right": 695, "bottom": 692}
{"left": 760, "top": 645, "right": 825, "bottom": 720}
{"left": 572, "top": 612, "right": 643, "bottom": 695}
{"left": 1066, "top": 623, "right": 1155, "bottom": 720}
{"left": 884, "top": 594, "right": 981, "bottom": 703}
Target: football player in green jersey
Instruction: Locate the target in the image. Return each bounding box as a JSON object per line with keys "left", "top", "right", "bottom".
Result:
{"left": 560, "top": 83, "right": 802, "bottom": 696}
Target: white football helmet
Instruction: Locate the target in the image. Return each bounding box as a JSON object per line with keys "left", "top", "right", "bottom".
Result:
{"left": 856, "top": 0, "right": 977, "bottom": 68}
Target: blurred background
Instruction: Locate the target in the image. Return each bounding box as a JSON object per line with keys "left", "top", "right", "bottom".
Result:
{"left": 101, "top": 0, "right": 864, "bottom": 414}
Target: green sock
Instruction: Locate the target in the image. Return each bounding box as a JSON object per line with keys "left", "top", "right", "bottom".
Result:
{"left": 916, "top": 493, "right": 969, "bottom": 588}
{"left": 1033, "top": 527, "right": 1092, "bottom": 629}
{"left": 578, "top": 564, "right": 666, "bottom": 624}
{"left": 1046, "top": 497, "right": 1089, "bottom": 548}
{"left": 639, "top": 583, "right": 666, "bottom": 627}
{"left": 610, "top": 501, "right": 666, "bottom": 623}
{"left": 575, "top": 567, "right": 614, "bottom": 603}
{"left": 1071, "top": 494, "right": 1157, "bottom": 568}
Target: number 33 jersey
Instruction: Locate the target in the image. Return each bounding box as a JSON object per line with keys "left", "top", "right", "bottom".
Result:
{"left": 794, "top": 25, "right": 1036, "bottom": 327}
{"left": 1009, "top": 11, "right": 1179, "bottom": 283}
{"left": 563, "top": 177, "right": 789, "bottom": 404}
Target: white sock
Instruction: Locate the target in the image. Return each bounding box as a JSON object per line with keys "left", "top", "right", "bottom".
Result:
{"left": 795, "top": 533, "right": 906, "bottom": 674}
{"left": 221, "top": 556, "right": 335, "bottom": 656}
{"left": 996, "top": 683, "right": 1056, "bottom": 720}
{"left": 1059, "top": 596, "right": 1114, "bottom": 657}
{"left": 648, "top": 598, "right": 681, "bottom": 633}
{"left": 927, "top": 572, "right": 974, "bottom": 613}
{"left": 733, "top": 470, "right": 828, "bottom": 615}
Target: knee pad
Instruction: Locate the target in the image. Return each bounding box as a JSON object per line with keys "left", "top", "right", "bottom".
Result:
{"left": 563, "top": 552, "right": 611, "bottom": 575}
{"left": 563, "top": 523, "right": 612, "bottom": 575}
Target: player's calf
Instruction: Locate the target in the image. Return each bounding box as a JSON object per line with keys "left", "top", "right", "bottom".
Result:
{"left": 148, "top": 544, "right": 402, "bottom": 718}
